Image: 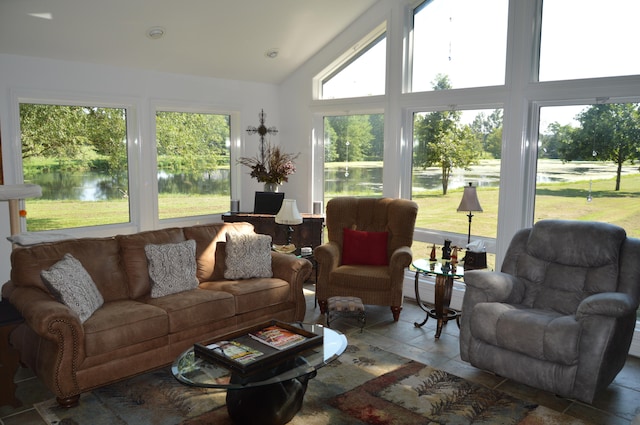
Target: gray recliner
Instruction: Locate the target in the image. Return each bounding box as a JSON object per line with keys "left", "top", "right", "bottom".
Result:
{"left": 460, "top": 219, "right": 640, "bottom": 404}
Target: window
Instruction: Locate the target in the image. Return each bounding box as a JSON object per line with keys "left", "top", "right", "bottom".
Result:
{"left": 323, "top": 114, "right": 384, "bottom": 202}
{"left": 412, "top": 107, "right": 502, "bottom": 266}
{"left": 539, "top": 0, "right": 640, "bottom": 81}
{"left": 20, "top": 103, "right": 130, "bottom": 230}
{"left": 155, "top": 111, "right": 231, "bottom": 220}
{"left": 320, "top": 29, "right": 386, "bottom": 99}
{"left": 535, "top": 103, "right": 640, "bottom": 238}
{"left": 411, "top": 0, "right": 508, "bottom": 92}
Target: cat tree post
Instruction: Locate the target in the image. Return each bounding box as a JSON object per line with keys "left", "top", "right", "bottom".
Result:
{"left": 0, "top": 184, "right": 42, "bottom": 236}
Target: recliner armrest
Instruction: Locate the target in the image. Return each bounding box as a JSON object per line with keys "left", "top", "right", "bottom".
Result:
{"left": 464, "top": 270, "right": 524, "bottom": 303}
{"left": 576, "top": 292, "right": 636, "bottom": 319}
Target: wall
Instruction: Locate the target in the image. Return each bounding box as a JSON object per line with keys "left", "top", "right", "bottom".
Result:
{"left": 0, "top": 53, "right": 279, "bottom": 288}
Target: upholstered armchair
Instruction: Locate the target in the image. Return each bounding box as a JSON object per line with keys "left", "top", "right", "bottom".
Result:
{"left": 460, "top": 220, "right": 640, "bottom": 404}
{"left": 314, "top": 197, "right": 418, "bottom": 321}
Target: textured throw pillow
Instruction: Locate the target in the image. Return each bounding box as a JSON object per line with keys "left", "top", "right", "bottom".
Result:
{"left": 224, "top": 232, "right": 273, "bottom": 280}
{"left": 41, "top": 253, "right": 104, "bottom": 323}
{"left": 145, "top": 239, "right": 199, "bottom": 298}
{"left": 342, "top": 228, "right": 389, "bottom": 266}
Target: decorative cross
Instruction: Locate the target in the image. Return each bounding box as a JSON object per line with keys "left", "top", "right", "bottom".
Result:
{"left": 246, "top": 109, "right": 278, "bottom": 163}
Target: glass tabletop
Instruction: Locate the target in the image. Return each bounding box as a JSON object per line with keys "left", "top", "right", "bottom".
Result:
{"left": 171, "top": 323, "right": 347, "bottom": 389}
{"left": 412, "top": 258, "right": 464, "bottom": 278}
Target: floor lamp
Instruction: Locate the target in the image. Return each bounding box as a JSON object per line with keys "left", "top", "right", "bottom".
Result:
{"left": 457, "top": 182, "right": 483, "bottom": 244}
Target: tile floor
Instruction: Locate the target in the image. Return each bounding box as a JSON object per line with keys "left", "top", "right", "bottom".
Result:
{"left": 2, "top": 283, "right": 639, "bottom": 425}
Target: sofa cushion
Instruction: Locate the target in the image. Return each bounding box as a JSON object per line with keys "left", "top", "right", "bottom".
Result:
{"left": 145, "top": 240, "right": 199, "bottom": 298}
{"left": 145, "top": 288, "right": 236, "bottom": 333}
{"left": 200, "top": 278, "right": 290, "bottom": 314}
{"left": 83, "top": 300, "right": 169, "bottom": 357}
{"left": 342, "top": 228, "right": 388, "bottom": 266}
{"left": 470, "top": 302, "right": 581, "bottom": 366}
{"left": 41, "top": 253, "right": 104, "bottom": 323}
{"left": 224, "top": 232, "right": 272, "bottom": 279}
{"left": 117, "top": 228, "right": 186, "bottom": 299}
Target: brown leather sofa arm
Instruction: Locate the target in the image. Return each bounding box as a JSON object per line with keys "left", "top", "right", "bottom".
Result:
{"left": 270, "top": 252, "right": 312, "bottom": 321}
{"left": 9, "top": 286, "right": 85, "bottom": 342}
{"left": 8, "top": 285, "right": 86, "bottom": 404}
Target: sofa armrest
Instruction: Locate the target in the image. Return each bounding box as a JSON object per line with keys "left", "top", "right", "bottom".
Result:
{"left": 576, "top": 292, "right": 636, "bottom": 320}
{"left": 313, "top": 242, "right": 341, "bottom": 301}
{"left": 270, "top": 252, "right": 312, "bottom": 322}
{"left": 9, "top": 285, "right": 85, "bottom": 401}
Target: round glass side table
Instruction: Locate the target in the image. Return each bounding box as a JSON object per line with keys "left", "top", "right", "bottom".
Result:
{"left": 412, "top": 258, "right": 464, "bottom": 338}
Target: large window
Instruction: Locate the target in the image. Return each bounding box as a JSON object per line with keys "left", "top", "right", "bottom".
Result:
{"left": 411, "top": 0, "right": 508, "bottom": 92}
{"left": 20, "top": 103, "right": 130, "bottom": 230}
{"left": 535, "top": 103, "right": 640, "bottom": 237}
{"left": 320, "top": 29, "right": 386, "bottom": 99}
{"left": 539, "top": 0, "right": 640, "bottom": 81}
{"left": 323, "top": 114, "right": 384, "bottom": 203}
{"left": 155, "top": 111, "right": 231, "bottom": 220}
{"left": 412, "top": 107, "right": 502, "bottom": 266}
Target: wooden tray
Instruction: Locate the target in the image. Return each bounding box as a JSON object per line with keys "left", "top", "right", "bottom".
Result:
{"left": 194, "top": 320, "right": 323, "bottom": 376}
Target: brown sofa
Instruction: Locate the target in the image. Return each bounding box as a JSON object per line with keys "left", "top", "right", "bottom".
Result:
{"left": 3, "top": 222, "right": 311, "bottom": 407}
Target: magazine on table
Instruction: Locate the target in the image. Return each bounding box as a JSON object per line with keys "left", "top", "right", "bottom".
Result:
{"left": 206, "top": 340, "right": 264, "bottom": 365}
{"left": 249, "top": 324, "right": 308, "bottom": 350}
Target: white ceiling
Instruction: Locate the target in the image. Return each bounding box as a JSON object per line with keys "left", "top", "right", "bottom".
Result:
{"left": 0, "top": 0, "right": 379, "bottom": 84}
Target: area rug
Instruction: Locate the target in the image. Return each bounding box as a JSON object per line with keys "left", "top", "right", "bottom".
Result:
{"left": 35, "top": 341, "right": 590, "bottom": 425}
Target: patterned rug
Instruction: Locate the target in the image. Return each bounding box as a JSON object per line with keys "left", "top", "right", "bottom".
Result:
{"left": 35, "top": 341, "right": 590, "bottom": 425}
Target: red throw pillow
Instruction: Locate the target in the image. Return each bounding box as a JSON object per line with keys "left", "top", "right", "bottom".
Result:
{"left": 342, "top": 228, "right": 389, "bottom": 266}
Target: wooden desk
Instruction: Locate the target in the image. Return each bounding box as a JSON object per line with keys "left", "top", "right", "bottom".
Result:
{"left": 221, "top": 213, "right": 324, "bottom": 249}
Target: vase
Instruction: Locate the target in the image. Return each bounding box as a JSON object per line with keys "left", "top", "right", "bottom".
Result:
{"left": 263, "top": 183, "right": 279, "bottom": 192}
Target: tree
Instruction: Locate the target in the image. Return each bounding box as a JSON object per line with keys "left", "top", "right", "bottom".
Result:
{"left": 540, "top": 122, "right": 574, "bottom": 159}
{"left": 559, "top": 103, "right": 640, "bottom": 191}
{"left": 470, "top": 109, "right": 503, "bottom": 158}
{"left": 155, "top": 112, "right": 230, "bottom": 173}
{"left": 325, "top": 115, "right": 374, "bottom": 162}
{"left": 413, "top": 75, "right": 482, "bottom": 194}
{"left": 20, "top": 104, "right": 89, "bottom": 167}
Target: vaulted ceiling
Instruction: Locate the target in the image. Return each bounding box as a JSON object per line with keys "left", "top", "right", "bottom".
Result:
{"left": 0, "top": 0, "right": 379, "bottom": 84}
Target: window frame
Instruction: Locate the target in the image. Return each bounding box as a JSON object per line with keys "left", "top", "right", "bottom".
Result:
{"left": 10, "top": 89, "right": 140, "bottom": 235}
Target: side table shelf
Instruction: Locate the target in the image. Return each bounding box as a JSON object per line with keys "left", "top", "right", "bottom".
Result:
{"left": 0, "top": 298, "right": 23, "bottom": 407}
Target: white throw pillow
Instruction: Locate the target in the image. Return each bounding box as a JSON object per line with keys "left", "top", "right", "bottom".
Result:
{"left": 145, "top": 239, "right": 199, "bottom": 298}
{"left": 41, "top": 253, "right": 104, "bottom": 323}
{"left": 224, "top": 232, "right": 273, "bottom": 280}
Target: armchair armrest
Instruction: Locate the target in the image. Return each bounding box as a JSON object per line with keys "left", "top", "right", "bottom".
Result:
{"left": 389, "top": 246, "right": 412, "bottom": 282}
{"left": 463, "top": 270, "right": 525, "bottom": 304}
{"left": 576, "top": 292, "right": 636, "bottom": 319}
{"left": 313, "top": 242, "right": 341, "bottom": 301}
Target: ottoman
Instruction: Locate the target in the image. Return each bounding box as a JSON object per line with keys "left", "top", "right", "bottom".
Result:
{"left": 326, "top": 296, "right": 366, "bottom": 332}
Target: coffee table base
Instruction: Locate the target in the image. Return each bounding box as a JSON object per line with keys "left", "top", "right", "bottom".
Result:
{"left": 226, "top": 372, "right": 316, "bottom": 425}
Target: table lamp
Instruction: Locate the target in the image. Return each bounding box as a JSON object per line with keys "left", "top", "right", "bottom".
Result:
{"left": 0, "top": 184, "right": 42, "bottom": 236}
{"left": 457, "top": 182, "right": 483, "bottom": 244}
{"left": 275, "top": 199, "right": 303, "bottom": 247}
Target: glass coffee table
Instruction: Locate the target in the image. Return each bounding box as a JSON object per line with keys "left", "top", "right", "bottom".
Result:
{"left": 172, "top": 322, "right": 347, "bottom": 425}
{"left": 412, "top": 258, "right": 464, "bottom": 338}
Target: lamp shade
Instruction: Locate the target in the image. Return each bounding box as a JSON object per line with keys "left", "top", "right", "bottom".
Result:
{"left": 275, "top": 199, "right": 303, "bottom": 225}
{"left": 457, "top": 183, "right": 483, "bottom": 212}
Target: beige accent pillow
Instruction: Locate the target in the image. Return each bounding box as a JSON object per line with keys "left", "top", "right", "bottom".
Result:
{"left": 41, "top": 253, "right": 104, "bottom": 323}
{"left": 145, "top": 239, "right": 199, "bottom": 298}
{"left": 224, "top": 232, "right": 273, "bottom": 280}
